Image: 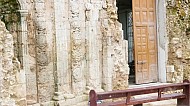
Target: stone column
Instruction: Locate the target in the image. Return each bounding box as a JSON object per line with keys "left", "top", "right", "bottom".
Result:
{"left": 100, "top": 1, "right": 114, "bottom": 91}
{"left": 11, "top": 9, "right": 28, "bottom": 106}
{"left": 85, "top": 2, "right": 103, "bottom": 92}
{"left": 156, "top": 0, "right": 167, "bottom": 82}
{"left": 101, "top": 0, "right": 129, "bottom": 91}
{"left": 20, "top": 10, "right": 38, "bottom": 104}
{"left": 53, "top": 0, "right": 72, "bottom": 101}
{"left": 102, "top": 33, "right": 114, "bottom": 91}
{"left": 19, "top": 10, "right": 28, "bottom": 71}
{"left": 69, "top": 0, "right": 86, "bottom": 95}
{"left": 34, "top": 0, "right": 55, "bottom": 103}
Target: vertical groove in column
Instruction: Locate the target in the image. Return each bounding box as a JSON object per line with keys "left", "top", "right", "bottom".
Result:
{"left": 34, "top": 0, "right": 55, "bottom": 103}
{"left": 69, "top": 0, "right": 86, "bottom": 95}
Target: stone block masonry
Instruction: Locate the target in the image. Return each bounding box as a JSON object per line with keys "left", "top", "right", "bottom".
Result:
{"left": 166, "top": 0, "right": 190, "bottom": 83}
{"left": 0, "top": 20, "right": 26, "bottom": 106}
{"left": 0, "top": 0, "right": 186, "bottom": 105}
{"left": 0, "top": 0, "right": 129, "bottom": 105}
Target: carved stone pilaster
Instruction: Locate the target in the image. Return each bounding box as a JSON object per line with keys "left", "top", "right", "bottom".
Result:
{"left": 53, "top": 0, "right": 72, "bottom": 101}
{"left": 69, "top": 0, "right": 86, "bottom": 95}
{"left": 18, "top": 10, "right": 28, "bottom": 70}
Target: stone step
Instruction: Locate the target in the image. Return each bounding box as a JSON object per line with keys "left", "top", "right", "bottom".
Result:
{"left": 143, "top": 99, "right": 176, "bottom": 106}
{"left": 73, "top": 101, "right": 88, "bottom": 106}
{"left": 129, "top": 83, "right": 177, "bottom": 106}
{"left": 86, "top": 99, "right": 176, "bottom": 106}
{"left": 133, "top": 93, "right": 177, "bottom": 106}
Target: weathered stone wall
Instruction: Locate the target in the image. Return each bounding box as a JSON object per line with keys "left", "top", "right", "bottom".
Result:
{"left": 0, "top": 20, "right": 26, "bottom": 106}
{"left": 0, "top": 0, "right": 21, "bottom": 68}
{"left": 166, "top": 0, "right": 190, "bottom": 83}
{"left": 34, "top": 0, "right": 55, "bottom": 104}
{"left": 54, "top": 0, "right": 129, "bottom": 105}
{"left": 0, "top": 20, "right": 15, "bottom": 105}
{"left": 32, "top": 0, "right": 128, "bottom": 105}
{"left": 99, "top": 0, "right": 128, "bottom": 90}
{"left": 0, "top": 0, "right": 129, "bottom": 105}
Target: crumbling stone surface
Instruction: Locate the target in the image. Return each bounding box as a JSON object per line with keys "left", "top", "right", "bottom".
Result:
{"left": 100, "top": 0, "right": 129, "bottom": 91}
{"left": 166, "top": 0, "right": 190, "bottom": 83}
{"left": 0, "top": 0, "right": 129, "bottom": 105}
{"left": 0, "top": 20, "right": 26, "bottom": 106}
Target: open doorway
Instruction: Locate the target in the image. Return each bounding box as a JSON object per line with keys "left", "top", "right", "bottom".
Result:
{"left": 116, "top": 0, "right": 135, "bottom": 84}
{"left": 117, "top": 0, "right": 158, "bottom": 84}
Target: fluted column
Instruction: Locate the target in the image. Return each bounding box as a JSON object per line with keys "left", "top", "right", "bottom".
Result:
{"left": 69, "top": 0, "right": 86, "bottom": 95}
{"left": 52, "top": 0, "right": 72, "bottom": 101}
{"left": 19, "top": 9, "right": 28, "bottom": 71}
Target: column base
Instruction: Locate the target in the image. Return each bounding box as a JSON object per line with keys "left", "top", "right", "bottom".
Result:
{"left": 0, "top": 99, "right": 15, "bottom": 106}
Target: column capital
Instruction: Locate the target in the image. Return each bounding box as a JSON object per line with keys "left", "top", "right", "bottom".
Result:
{"left": 18, "top": 10, "right": 28, "bottom": 16}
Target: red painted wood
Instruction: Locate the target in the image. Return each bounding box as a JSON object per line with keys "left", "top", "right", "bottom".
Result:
{"left": 89, "top": 90, "right": 98, "bottom": 106}
{"left": 89, "top": 80, "right": 190, "bottom": 106}
{"left": 177, "top": 84, "right": 190, "bottom": 106}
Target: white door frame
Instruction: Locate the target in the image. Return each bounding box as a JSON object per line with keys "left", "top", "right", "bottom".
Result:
{"left": 156, "top": 0, "right": 167, "bottom": 82}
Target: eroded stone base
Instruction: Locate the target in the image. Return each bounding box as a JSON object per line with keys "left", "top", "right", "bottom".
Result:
{"left": 0, "top": 99, "right": 15, "bottom": 106}
{"left": 54, "top": 95, "right": 88, "bottom": 106}
{"left": 28, "top": 95, "right": 88, "bottom": 106}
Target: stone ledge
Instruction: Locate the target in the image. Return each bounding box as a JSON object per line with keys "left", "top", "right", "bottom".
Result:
{"left": 144, "top": 99, "right": 177, "bottom": 106}
{"left": 28, "top": 95, "right": 88, "bottom": 106}
{"left": 0, "top": 99, "right": 15, "bottom": 106}
{"left": 54, "top": 95, "right": 88, "bottom": 106}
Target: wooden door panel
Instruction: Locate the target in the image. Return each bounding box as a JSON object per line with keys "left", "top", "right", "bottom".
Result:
{"left": 148, "top": 0, "right": 155, "bottom": 9}
{"left": 134, "top": 12, "right": 141, "bottom": 25}
{"left": 133, "top": 0, "right": 157, "bottom": 84}
{"left": 134, "top": 0, "right": 140, "bottom": 8}
{"left": 135, "top": 26, "right": 149, "bottom": 83}
{"left": 149, "top": 12, "right": 155, "bottom": 23}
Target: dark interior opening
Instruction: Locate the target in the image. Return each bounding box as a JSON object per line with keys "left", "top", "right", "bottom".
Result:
{"left": 117, "top": 0, "right": 135, "bottom": 84}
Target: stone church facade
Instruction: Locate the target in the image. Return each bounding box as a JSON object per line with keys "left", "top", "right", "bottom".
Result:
{"left": 0, "top": 0, "right": 189, "bottom": 106}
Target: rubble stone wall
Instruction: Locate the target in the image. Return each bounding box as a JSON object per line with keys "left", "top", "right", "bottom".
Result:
{"left": 166, "top": 0, "right": 190, "bottom": 83}
{"left": 0, "top": 20, "right": 26, "bottom": 106}
{"left": 1, "top": 0, "right": 129, "bottom": 105}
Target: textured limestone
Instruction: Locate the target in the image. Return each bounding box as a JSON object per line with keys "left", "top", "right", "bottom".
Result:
{"left": 103, "top": 0, "right": 129, "bottom": 90}
{"left": 25, "top": 1, "right": 38, "bottom": 103}
{"left": 69, "top": 0, "right": 86, "bottom": 95}
{"left": 0, "top": 20, "right": 15, "bottom": 105}
{"left": 2, "top": 0, "right": 190, "bottom": 105}
{"left": 34, "top": 0, "right": 55, "bottom": 103}
{"left": 0, "top": 20, "right": 26, "bottom": 106}
{"left": 1, "top": 0, "right": 129, "bottom": 105}
{"left": 166, "top": 0, "right": 190, "bottom": 83}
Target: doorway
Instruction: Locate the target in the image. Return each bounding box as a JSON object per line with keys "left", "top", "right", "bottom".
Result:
{"left": 117, "top": 0, "right": 135, "bottom": 84}
{"left": 117, "top": 0, "right": 158, "bottom": 84}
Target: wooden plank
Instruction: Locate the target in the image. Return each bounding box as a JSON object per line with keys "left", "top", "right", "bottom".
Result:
{"left": 127, "top": 93, "right": 186, "bottom": 105}
{"left": 97, "top": 83, "right": 189, "bottom": 100}
{"left": 97, "top": 93, "right": 185, "bottom": 106}
{"left": 177, "top": 83, "right": 190, "bottom": 106}
{"left": 89, "top": 81, "right": 190, "bottom": 106}
{"left": 98, "top": 101, "right": 126, "bottom": 106}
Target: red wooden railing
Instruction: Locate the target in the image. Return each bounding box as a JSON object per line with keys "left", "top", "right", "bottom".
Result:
{"left": 89, "top": 80, "right": 190, "bottom": 106}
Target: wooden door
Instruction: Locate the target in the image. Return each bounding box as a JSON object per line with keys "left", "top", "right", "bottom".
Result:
{"left": 132, "top": 0, "right": 158, "bottom": 84}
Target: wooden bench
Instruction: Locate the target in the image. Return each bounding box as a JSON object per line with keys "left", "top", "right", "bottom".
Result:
{"left": 89, "top": 80, "right": 190, "bottom": 106}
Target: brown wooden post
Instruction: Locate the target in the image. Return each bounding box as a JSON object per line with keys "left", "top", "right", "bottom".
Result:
{"left": 126, "top": 92, "right": 131, "bottom": 103}
{"left": 126, "top": 92, "right": 142, "bottom": 106}
{"left": 158, "top": 88, "right": 161, "bottom": 100}
{"left": 89, "top": 90, "right": 98, "bottom": 106}
{"left": 177, "top": 80, "right": 190, "bottom": 106}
